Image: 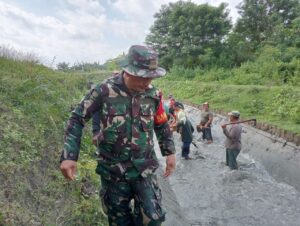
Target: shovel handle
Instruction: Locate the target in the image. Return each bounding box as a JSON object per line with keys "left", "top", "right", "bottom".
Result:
{"left": 224, "top": 118, "right": 256, "bottom": 126}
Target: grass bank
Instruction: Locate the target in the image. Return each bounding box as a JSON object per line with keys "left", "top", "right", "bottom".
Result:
{"left": 0, "top": 57, "right": 109, "bottom": 225}
{"left": 155, "top": 79, "right": 300, "bottom": 135}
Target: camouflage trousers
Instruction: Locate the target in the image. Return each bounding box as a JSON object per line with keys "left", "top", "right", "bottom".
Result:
{"left": 100, "top": 174, "right": 165, "bottom": 226}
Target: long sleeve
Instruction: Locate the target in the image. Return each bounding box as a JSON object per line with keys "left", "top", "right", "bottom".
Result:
{"left": 92, "top": 111, "right": 101, "bottom": 136}
{"left": 223, "top": 124, "right": 242, "bottom": 150}
{"left": 60, "top": 85, "right": 105, "bottom": 162}
{"left": 155, "top": 122, "right": 176, "bottom": 156}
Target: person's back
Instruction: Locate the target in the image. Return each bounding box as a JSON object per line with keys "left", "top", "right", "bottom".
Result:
{"left": 224, "top": 123, "right": 242, "bottom": 150}
{"left": 177, "top": 119, "right": 194, "bottom": 143}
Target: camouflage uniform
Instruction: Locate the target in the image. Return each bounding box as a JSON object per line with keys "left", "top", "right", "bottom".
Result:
{"left": 61, "top": 45, "right": 175, "bottom": 226}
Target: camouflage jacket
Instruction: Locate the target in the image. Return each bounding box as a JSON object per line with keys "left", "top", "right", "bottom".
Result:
{"left": 61, "top": 73, "right": 175, "bottom": 180}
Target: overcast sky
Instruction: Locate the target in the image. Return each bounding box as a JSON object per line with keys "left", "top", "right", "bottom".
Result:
{"left": 0, "top": 0, "right": 241, "bottom": 67}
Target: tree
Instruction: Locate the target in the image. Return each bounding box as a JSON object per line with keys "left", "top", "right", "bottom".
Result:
{"left": 145, "top": 1, "right": 232, "bottom": 69}
{"left": 235, "top": 0, "right": 272, "bottom": 46}
{"left": 226, "top": 0, "right": 300, "bottom": 66}
{"left": 56, "top": 62, "right": 69, "bottom": 71}
{"left": 266, "top": 0, "right": 300, "bottom": 27}
{"left": 234, "top": 0, "right": 300, "bottom": 47}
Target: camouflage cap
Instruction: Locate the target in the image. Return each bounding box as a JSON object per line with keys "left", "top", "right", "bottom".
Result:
{"left": 119, "top": 45, "right": 166, "bottom": 78}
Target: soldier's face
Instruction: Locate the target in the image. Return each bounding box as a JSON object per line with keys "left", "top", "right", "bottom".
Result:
{"left": 124, "top": 72, "right": 153, "bottom": 92}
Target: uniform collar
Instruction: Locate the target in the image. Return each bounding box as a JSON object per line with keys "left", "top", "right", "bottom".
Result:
{"left": 111, "top": 72, "right": 155, "bottom": 97}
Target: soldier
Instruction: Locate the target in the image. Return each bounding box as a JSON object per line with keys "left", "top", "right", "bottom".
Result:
{"left": 60, "top": 45, "right": 176, "bottom": 226}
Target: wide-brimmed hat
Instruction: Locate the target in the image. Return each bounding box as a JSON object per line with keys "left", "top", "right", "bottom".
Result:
{"left": 119, "top": 45, "right": 166, "bottom": 78}
{"left": 228, "top": 110, "right": 240, "bottom": 118}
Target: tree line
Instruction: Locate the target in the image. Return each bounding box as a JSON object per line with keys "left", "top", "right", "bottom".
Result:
{"left": 145, "top": 0, "right": 300, "bottom": 77}
{"left": 57, "top": 0, "right": 300, "bottom": 86}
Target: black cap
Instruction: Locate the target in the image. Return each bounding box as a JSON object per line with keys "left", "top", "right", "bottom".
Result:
{"left": 174, "top": 101, "right": 184, "bottom": 109}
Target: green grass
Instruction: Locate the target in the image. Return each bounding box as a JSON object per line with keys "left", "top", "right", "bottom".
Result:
{"left": 0, "top": 57, "right": 109, "bottom": 225}
{"left": 155, "top": 79, "right": 300, "bottom": 135}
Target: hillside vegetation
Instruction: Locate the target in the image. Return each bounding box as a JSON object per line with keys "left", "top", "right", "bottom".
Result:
{"left": 156, "top": 79, "right": 300, "bottom": 135}
{"left": 154, "top": 45, "right": 300, "bottom": 135}
{"left": 0, "top": 57, "right": 109, "bottom": 226}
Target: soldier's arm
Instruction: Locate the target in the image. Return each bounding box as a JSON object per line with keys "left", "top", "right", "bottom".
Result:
{"left": 60, "top": 84, "right": 106, "bottom": 163}
{"left": 154, "top": 102, "right": 176, "bottom": 156}
{"left": 92, "top": 111, "right": 101, "bottom": 135}
{"left": 155, "top": 122, "right": 176, "bottom": 177}
{"left": 91, "top": 110, "right": 103, "bottom": 146}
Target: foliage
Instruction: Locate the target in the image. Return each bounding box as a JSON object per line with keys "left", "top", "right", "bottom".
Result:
{"left": 235, "top": 0, "right": 300, "bottom": 44}
{"left": 70, "top": 62, "right": 104, "bottom": 72}
{"left": 102, "top": 54, "right": 124, "bottom": 71}
{"left": 146, "top": 1, "right": 232, "bottom": 69}
{"left": 225, "top": 0, "right": 300, "bottom": 65}
{"left": 162, "top": 44, "right": 299, "bottom": 87}
{"left": 0, "top": 44, "right": 40, "bottom": 63}
{"left": 155, "top": 79, "right": 300, "bottom": 134}
{"left": 0, "top": 57, "right": 109, "bottom": 225}
{"left": 57, "top": 61, "right": 70, "bottom": 71}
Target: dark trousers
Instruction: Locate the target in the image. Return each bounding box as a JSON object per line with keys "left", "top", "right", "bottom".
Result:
{"left": 226, "top": 148, "right": 240, "bottom": 170}
{"left": 181, "top": 142, "right": 191, "bottom": 158}
{"left": 100, "top": 175, "right": 165, "bottom": 226}
{"left": 202, "top": 127, "right": 213, "bottom": 141}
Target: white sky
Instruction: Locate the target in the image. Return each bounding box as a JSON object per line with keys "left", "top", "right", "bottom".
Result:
{"left": 0, "top": 0, "right": 241, "bottom": 66}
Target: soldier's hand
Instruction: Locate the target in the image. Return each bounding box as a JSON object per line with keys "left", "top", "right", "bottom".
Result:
{"left": 164, "top": 154, "right": 176, "bottom": 177}
{"left": 221, "top": 124, "right": 227, "bottom": 129}
{"left": 60, "top": 160, "right": 77, "bottom": 180}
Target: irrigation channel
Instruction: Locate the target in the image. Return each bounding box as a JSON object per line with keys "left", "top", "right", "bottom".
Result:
{"left": 155, "top": 105, "right": 300, "bottom": 226}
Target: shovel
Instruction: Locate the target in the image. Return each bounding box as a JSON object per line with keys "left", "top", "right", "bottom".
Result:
{"left": 191, "top": 141, "right": 198, "bottom": 148}
{"left": 191, "top": 141, "right": 206, "bottom": 159}
{"left": 224, "top": 118, "right": 257, "bottom": 126}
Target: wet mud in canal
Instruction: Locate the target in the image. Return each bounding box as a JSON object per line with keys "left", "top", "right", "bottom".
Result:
{"left": 156, "top": 105, "right": 300, "bottom": 226}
